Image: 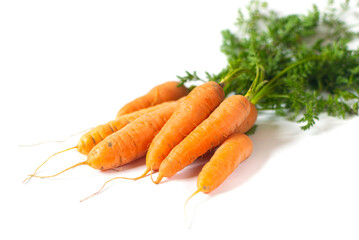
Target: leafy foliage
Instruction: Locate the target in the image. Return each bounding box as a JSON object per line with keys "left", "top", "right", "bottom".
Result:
{"left": 178, "top": 0, "right": 359, "bottom": 130}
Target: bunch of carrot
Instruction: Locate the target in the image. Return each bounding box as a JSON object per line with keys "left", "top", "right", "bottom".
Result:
{"left": 25, "top": 78, "right": 258, "bottom": 202}
{"left": 24, "top": 0, "right": 359, "bottom": 208}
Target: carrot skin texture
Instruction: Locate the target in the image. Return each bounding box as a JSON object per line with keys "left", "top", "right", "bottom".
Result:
{"left": 197, "top": 133, "right": 253, "bottom": 193}
{"left": 86, "top": 102, "right": 178, "bottom": 170}
{"left": 157, "top": 95, "right": 250, "bottom": 180}
{"left": 116, "top": 81, "right": 189, "bottom": 118}
{"left": 146, "top": 81, "right": 225, "bottom": 171}
{"left": 77, "top": 101, "right": 175, "bottom": 155}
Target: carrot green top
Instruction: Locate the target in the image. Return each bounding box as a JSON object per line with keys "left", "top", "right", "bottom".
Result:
{"left": 178, "top": 0, "right": 359, "bottom": 130}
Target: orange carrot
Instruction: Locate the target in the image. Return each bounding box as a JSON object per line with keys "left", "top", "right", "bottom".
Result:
{"left": 86, "top": 102, "right": 178, "bottom": 171}
{"left": 78, "top": 100, "right": 177, "bottom": 155}
{"left": 197, "top": 133, "right": 252, "bottom": 193}
{"left": 116, "top": 81, "right": 189, "bottom": 118}
{"left": 27, "top": 101, "right": 179, "bottom": 180}
{"left": 23, "top": 100, "right": 179, "bottom": 183}
{"left": 185, "top": 133, "right": 253, "bottom": 203}
{"left": 153, "top": 94, "right": 251, "bottom": 184}
{"left": 133, "top": 81, "right": 225, "bottom": 179}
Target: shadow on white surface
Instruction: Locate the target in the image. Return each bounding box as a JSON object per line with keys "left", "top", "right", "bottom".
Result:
{"left": 307, "top": 113, "right": 356, "bottom": 136}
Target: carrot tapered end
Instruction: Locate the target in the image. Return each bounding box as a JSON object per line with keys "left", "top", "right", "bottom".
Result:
{"left": 23, "top": 146, "right": 78, "bottom": 184}
{"left": 27, "top": 161, "right": 87, "bottom": 180}
{"left": 151, "top": 171, "right": 163, "bottom": 184}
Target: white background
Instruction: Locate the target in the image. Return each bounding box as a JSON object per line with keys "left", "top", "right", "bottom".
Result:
{"left": 1, "top": 0, "right": 359, "bottom": 239}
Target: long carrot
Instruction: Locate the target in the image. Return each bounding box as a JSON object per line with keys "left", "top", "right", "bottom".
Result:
{"left": 153, "top": 94, "right": 251, "bottom": 184}
{"left": 78, "top": 100, "right": 178, "bottom": 155}
{"left": 86, "top": 103, "right": 179, "bottom": 171}
{"left": 185, "top": 133, "right": 253, "bottom": 203}
{"left": 27, "top": 101, "right": 179, "bottom": 180}
{"left": 116, "top": 81, "right": 189, "bottom": 118}
{"left": 133, "top": 81, "right": 224, "bottom": 179}
{"left": 23, "top": 100, "right": 178, "bottom": 183}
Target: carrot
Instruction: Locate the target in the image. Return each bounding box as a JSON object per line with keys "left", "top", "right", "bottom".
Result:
{"left": 86, "top": 102, "right": 179, "bottom": 171}
{"left": 196, "top": 133, "right": 253, "bottom": 193}
{"left": 27, "top": 101, "right": 179, "bottom": 179}
{"left": 78, "top": 100, "right": 177, "bottom": 155}
{"left": 153, "top": 94, "right": 251, "bottom": 184}
{"left": 116, "top": 81, "right": 189, "bottom": 118}
{"left": 131, "top": 81, "right": 225, "bottom": 179}
{"left": 185, "top": 133, "right": 253, "bottom": 204}
{"left": 23, "top": 100, "right": 178, "bottom": 183}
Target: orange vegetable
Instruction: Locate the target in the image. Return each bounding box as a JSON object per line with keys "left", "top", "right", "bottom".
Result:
{"left": 185, "top": 133, "right": 253, "bottom": 204}
{"left": 153, "top": 95, "right": 251, "bottom": 184}
{"left": 197, "top": 133, "right": 252, "bottom": 193}
{"left": 28, "top": 101, "right": 179, "bottom": 179}
{"left": 24, "top": 100, "right": 178, "bottom": 183}
{"left": 116, "top": 81, "right": 189, "bottom": 118}
{"left": 78, "top": 100, "right": 176, "bottom": 155}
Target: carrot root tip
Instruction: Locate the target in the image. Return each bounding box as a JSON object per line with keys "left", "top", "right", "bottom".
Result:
{"left": 27, "top": 161, "right": 87, "bottom": 180}
{"left": 150, "top": 171, "right": 162, "bottom": 184}
{"left": 80, "top": 169, "right": 151, "bottom": 202}
{"left": 24, "top": 146, "right": 78, "bottom": 184}
{"left": 184, "top": 189, "right": 202, "bottom": 229}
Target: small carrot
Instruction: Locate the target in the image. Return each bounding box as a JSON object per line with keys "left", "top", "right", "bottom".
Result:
{"left": 133, "top": 81, "right": 225, "bottom": 179}
{"left": 26, "top": 101, "right": 179, "bottom": 180}
{"left": 153, "top": 94, "right": 251, "bottom": 184}
{"left": 185, "top": 133, "right": 253, "bottom": 204}
{"left": 116, "top": 81, "right": 189, "bottom": 118}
